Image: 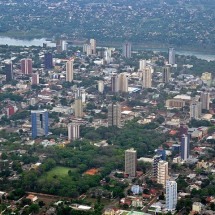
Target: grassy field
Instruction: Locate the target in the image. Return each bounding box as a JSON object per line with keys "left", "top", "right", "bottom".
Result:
{"left": 41, "top": 166, "right": 77, "bottom": 179}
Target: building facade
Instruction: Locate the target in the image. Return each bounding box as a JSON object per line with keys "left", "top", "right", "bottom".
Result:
{"left": 162, "top": 66, "right": 171, "bottom": 83}
{"left": 168, "top": 48, "right": 175, "bottom": 65}
{"left": 166, "top": 179, "right": 177, "bottom": 211}
{"left": 21, "top": 58, "right": 32, "bottom": 74}
{"left": 108, "top": 103, "right": 121, "bottom": 127}
{"left": 66, "top": 59, "right": 74, "bottom": 82}
{"left": 31, "top": 110, "right": 49, "bottom": 139}
{"left": 181, "top": 134, "right": 190, "bottom": 161}
{"left": 44, "top": 52, "right": 53, "bottom": 69}
{"left": 74, "top": 98, "right": 83, "bottom": 118}
{"left": 125, "top": 148, "right": 137, "bottom": 177}
{"left": 200, "top": 92, "right": 210, "bottom": 110}
{"left": 5, "top": 62, "right": 13, "bottom": 82}
{"left": 190, "top": 102, "right": 202, "bottom": 119}
{"left": 142, "top": 67, "right": 152, "bottom": 88}
{"left": 157, "top": 160, "right": 168, "bottom": 187}
{"left": 123, "top": 42, "right": 132, "bottom": 58}
{"left": 68, "top": 123, "right": 80, "bottom": 141}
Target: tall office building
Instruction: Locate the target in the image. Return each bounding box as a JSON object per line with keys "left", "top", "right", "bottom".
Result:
{"left": 200, "top": 92, "right": 210, "bottom": 110}
{"left": 31, "top": 73, "right": 39, "bottom": 85}
{"left": 166, "top": 179, "right": 177, "bottom": 211}
{"left": 90, "top": 39, "right": 96, "bottom": 55}
{"left": 68, "top": 123, "right": 80, "bottom": 141}
{"left": 162, "top": 66, "right": 171, "bottom": 83}
{"left": 139, "top": 59, "right": 147, "bottom": 71}
{"left": 111, "top": 75, "right": 119, "bottom": 93}
{"left": 190, "top": 102, "right": 202, "bottom": 119}
{"left": 44, "top": 53, "right": 53, "bottom": 69}
{"left": 123, "top": 42, "right": 132, "bottom": 58}
{"left": 21, "top": 58, "right": 32, "bottom": 74}
{"left": 66, "top": 59, "right": 74, "bottom": 82}
{"left": 31, "top": 110, "right": 49, "bottom": 139}
{"left": 74, "top": 98, "right": 83, "bottom": 118}
{"left": 142, "top": 67, "right": 152, "bottom": 88}
{"left": 168, "top": 48, "right": 175, "bottom": 65}
{"left": 125, "top": 148, "right": 137, "bottom": 177}
{"left": 153, "top": 155, "right": 162, "bottom": 177}
{"left": 5, "top": 62, "right": 13, "bottom": 82}
{"left": 98, "top": 80, "right": 104, "bottom": 93}
{"left": 181, "top": 134, "right": 190, "bottom": 161}
{"left": 108, "top": 103, "right": 121, "bottom": 127}
{"left": 157, "top": 160, "right": 168, "bottom": 188}
{"left": 119, "top": 73, "right": 128, "bottom": 92}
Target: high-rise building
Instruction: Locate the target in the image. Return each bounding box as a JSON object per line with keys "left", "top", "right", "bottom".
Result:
{"left": 108, "top": 103, "right": 121, "bottom": 127}
{"left": 31, "top": 110, "right": 49, "bottom": 139}
{"left": 111, "top": 75, "right": 119, "bottom": 93}
{"left": 166, "top": 179, "right": 177, "bottom": 211}
{"left": 31, "top": 73, "right": 39, "bottom": 85}
{"left": 139, "top": 59, "right": 146, "bottom": 71}
{"left": 123, "top": 42, "right": 132, "bottom": 58}
{"left": 44, "top": 53, "right": 53, "bottom": 69}
{"left": 119, "top": 73, "right": 128, "bottom": 92}
{"left": 98, "top": 80, "right": 104, "bottom": 93}
{"left": 21, "top": 58, "right": 32, "bottom": 74}
{"left": 90, "top": 39, "right": 96, "bottom": 55}
{"left": 181, "top": 134, "right": 190, "bottom": 161}
{"left": 83, "top": 44, "right": 92, "bottom": 56}
{"left": 153, "top": 155, "right": 162, "bottom": 177}
{"left": 168, "top": 48, "right": 175, "bottom": 65}
{"left": 104, "top": 48, "right": 112, "bottom": 64}
{"left": 200, "top": 92, "right": 210, "bottom": 110}
{"left": 68, "top": 123, "right": 80, "bottom": 141}
{"left": 190, "top": 102, "right": 202, "bottom": 119}
{"left": 5, "top": 62, "right": 13, "bottom": 82}
{"left": 162, "top": 66, "right": 171, "bottom": 83}
{"left": 142, "top": 67, "right": 152, "bottom": 88}
{"left": 157, "top": 160, "right": 168, "bottom": 187}
{"left": 74, "top": 98, "right": 83, "bottom": 118}
{"left": 66, "top": 59, "right": 74, "bottom": 82}
{"left": 125, "top": 148, "right": 137, "bottom": 177}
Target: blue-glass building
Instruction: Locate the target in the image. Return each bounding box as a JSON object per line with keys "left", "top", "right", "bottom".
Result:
{"left": 31, "top": 110, "right": 49, "bottom": 139}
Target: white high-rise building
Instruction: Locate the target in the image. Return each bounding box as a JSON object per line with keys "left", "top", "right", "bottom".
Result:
{"left": 157, "top": 160, "right": 168, "bottom": 188}
{"left": 104, "top": 48, "right": 112, "bottom": 64}
{"left": 125, "top": 148, "right": 137, "bottom": 177}
{"left": 98, "top": 80, "right": 104, "bottom": 93}
{"left": 200, "top": 92, "right": 210, "bottom": 110}
{"left": 190, "top": 102, "right": 202, "bottom": 119}
{"left": 68, "top": 123, "right": 80, "bottom": 141}
{"left": 166, "top": 179, "right": 177, "bottom": 211}
{"left": 142, "top": 67, "right": 152, "bottom": 88}
{"left": 139, "top": 59, "right": 146, "bottom": 71}
{"left": 90, "top": 39, "right": 96, "bottom": 55}
{"left": 168, "top": 48, "right": 175, "bottom": 65}
{"left": 66, "top": 59, "right": 74, "bottom": 82}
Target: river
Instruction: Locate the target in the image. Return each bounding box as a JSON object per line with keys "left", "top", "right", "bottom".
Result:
{"left": 0, "top": 36, "right": 215, "bottom": 61}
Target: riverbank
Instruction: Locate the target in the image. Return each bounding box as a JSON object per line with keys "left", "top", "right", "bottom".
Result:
{"left": 0, "top": 36, "right": 214, "bottom": 61}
